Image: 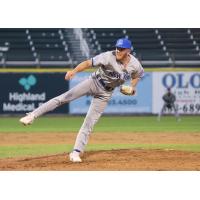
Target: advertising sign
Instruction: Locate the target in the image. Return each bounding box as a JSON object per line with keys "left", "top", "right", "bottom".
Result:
{"left": 0, "top": 73, "right": 69, "bottom": 114}
{"left": 152, "top": 72, "right": 200, "bottom": 114}
{"left": 69, "top": 72, "right": 152, "bottom": 114}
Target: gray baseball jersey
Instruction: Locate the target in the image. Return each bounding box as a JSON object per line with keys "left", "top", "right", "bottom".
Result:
{"left": 30, "top": 50, "right": 144, "bottom": 153}
{"left": 92, "top": 51, "right": 144, "bottom": 89}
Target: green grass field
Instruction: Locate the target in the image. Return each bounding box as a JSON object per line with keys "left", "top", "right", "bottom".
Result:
{"left": 0, "top": 115, "right": 200, "bottom": 133}
{"left": 0, "top": 116, "right": 200, "bottom": 158}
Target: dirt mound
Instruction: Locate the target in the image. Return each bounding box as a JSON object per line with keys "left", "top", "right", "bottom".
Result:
{"left": 1, "top": 149, "right": 200, "bottom": 170}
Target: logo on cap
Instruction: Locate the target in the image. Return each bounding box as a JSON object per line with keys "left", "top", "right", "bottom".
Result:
{"left": 117, "top": 39, "right": 124, "bottom": 46}
{"left": 115, "top": 38, "right": 132, "bottom": 49}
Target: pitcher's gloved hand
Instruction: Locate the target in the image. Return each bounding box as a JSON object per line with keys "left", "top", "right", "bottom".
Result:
{"left": 120, "top": 85, "right": 136, "bottom": 96}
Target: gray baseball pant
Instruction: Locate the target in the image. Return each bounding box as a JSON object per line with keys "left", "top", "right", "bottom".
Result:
{"left": 158, "top": 103, "right": 180, "bottom": 119}
{"left": 31, "top": 77, "right": 113, "bottom": 152}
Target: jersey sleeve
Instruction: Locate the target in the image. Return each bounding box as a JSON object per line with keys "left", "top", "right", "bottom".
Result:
{"left": 131, "top": 63, "right": 144, "bottom": 79}
{"left": 172, "top": 94, "right": 176, "bottom": 102}
{"left": 163, "top": 94, "right": 167, "bottom": 102}
{"left": 91, "top": 52, "right": 109, "bottom": 67}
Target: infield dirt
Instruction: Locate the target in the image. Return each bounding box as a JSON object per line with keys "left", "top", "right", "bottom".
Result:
{"left": 1, "top": 132, "right": 200, "bottom": 170}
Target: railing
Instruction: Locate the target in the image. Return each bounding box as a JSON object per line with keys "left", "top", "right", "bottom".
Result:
{"left": 141, "top": 60, "right": 200, "bottom": 66}
{"left": 1, "top": 51, "right": 200, "bottom": 68}
{"left": 1, "top": 59, "right": 200, "bottom": 68}
{"left": 73, "top": 28, "right": 90, "bottom": 59}
{"left": 0, "top": 60, "right": 77, "bottom": 68}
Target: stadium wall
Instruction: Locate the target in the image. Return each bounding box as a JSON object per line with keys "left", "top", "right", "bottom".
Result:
{"left": 0, "top": 73, "right": 69, "bottom": 114}
{"left": 0, "top": 70, "right": 199, "bottom": 115}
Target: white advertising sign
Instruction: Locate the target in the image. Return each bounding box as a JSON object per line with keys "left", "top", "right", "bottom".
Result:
{"left": 153, "top": 72, "right": 200, "bottom": 114}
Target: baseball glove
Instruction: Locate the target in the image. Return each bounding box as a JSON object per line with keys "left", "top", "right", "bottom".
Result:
{"left": 120, "top": 85, "right": 136, "bottom": 96}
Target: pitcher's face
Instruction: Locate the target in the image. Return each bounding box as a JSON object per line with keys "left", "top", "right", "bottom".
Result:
{"left": 116, "top": 47, "right": 130, "bottom": 61}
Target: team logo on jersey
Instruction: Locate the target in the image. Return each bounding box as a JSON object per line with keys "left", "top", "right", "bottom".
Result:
{"left": 108, "top": 71, "right": 121, "bottom": 79}
{"left": 107, "top": 71, "right": 130, "bottom": 81}
{"left": 19, "top": 75, "right": 37, "bottom": 91}
{"left": 121, "top": 72, "right": 130, "bottom": 81}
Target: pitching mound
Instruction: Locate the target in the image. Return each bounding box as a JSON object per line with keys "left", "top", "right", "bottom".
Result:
{"left": 1, "top": 149, "right": 200, "bottom": 170}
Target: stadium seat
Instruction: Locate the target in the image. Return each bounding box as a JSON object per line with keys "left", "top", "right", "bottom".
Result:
{"left": 1, "top": 28, "right": 200, "bottom": 68}
{"left": 0, "top": 28, "right": 73, "bottom": 67}
{"left": 83, "top": 28, "right": 200, "bottom": 67}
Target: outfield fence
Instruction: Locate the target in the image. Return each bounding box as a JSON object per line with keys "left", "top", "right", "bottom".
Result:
{"left": 0, "top": 70, "right": 199, "bottom": 115}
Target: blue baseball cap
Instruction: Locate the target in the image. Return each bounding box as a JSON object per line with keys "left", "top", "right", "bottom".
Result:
{"left": 115, "top": 38, "right": 132, "bottom": 49}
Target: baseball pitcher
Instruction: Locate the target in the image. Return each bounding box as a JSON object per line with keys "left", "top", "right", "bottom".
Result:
{"left": 20, "top": 38, "right": 144, "bottom": 162}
